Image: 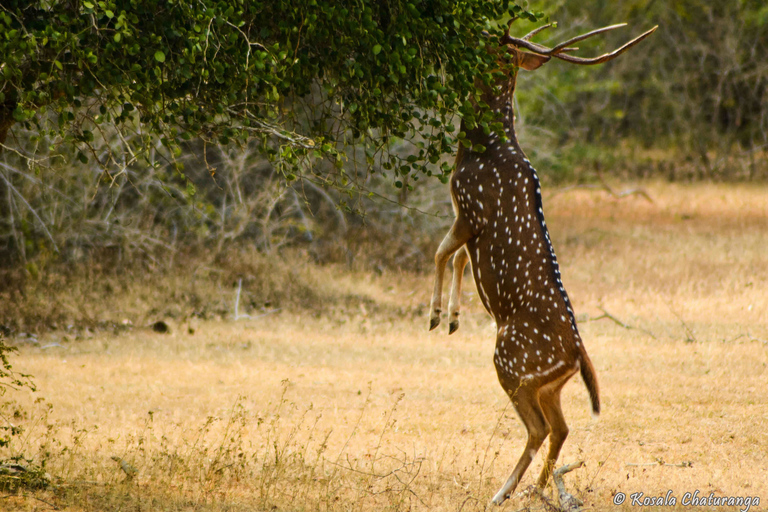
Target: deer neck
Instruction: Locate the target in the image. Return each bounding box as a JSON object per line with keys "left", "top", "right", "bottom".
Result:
{"left": 459, "top": 77, "right": 521, "bottom": 155}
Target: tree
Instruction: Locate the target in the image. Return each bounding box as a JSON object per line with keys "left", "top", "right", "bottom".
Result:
{"left": 1, "top": 0, "right": 542, "bottom": 191}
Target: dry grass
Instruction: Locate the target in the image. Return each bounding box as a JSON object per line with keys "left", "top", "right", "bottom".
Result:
{"left": 3, "top": 182, "right": 768, "bottom": 511}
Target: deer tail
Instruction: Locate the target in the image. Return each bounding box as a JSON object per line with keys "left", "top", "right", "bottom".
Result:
{"left": 579, "top": 349, "right": 600, "bottom": 417}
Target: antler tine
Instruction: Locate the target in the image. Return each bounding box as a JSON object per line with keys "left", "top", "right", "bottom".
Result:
{"left": 498, "top": 16, "right": 520, "bottom": 44}
{"left": 502, "top": 23, "right": 628, "bottom": 55}
{"left": 503, "top": 17, "right": 519, "bottom": 38}
{"left": 552, "top": 25, "right": 658, "bottom": 65}
{"left": 522, "top": 22, "right": 554, "bottom": 41}
{"left": 546, "top": 23, "right": 628, "bottom": 54}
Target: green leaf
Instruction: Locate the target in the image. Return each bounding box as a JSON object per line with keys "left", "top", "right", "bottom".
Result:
{"left": 373, "top": 44, "right": 382, "bottom": 55}
{"left": 154, "top": 51, "right": 166, "bottom": 63}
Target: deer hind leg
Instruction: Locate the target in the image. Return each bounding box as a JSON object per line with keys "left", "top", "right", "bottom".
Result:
{"left": 492, "top": 386, "right": 551, "bottom": 505}
{"left": 536, "top": 379, "right": 571, "bottom": 489}
{"left": 430, "top": 217, "right": 472, "bottom": 330}
{"left": 447, "top": 246, "right": 469, "bottom": 334}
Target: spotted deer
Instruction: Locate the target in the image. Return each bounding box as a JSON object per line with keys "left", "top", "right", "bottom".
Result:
{"left": 428, "top": 22, "right": 656, "bottom": 505}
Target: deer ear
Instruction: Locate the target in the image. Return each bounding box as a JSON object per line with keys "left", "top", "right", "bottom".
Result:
{"left": 517, "top": 51, "right": 550, "bottom": 71}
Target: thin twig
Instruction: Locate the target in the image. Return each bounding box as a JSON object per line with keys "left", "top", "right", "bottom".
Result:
{"left": 478, "top": 402, "right": 512, "bottom": 496}
{"left": 0, "top": 169, "right": 60, "bottom": 253}
{"left": 1, "top": 494, "right": 61, "bottom": 510}
{"left": 523, "top": 485, "right": 561, "bottom": 512}
{"left": 664, "top": 300, "right": 697, "bottom": 343}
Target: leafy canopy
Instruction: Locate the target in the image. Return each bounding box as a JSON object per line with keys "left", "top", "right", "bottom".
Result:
{"left": 1, "top": 0, "right": 542, "bottom": 189}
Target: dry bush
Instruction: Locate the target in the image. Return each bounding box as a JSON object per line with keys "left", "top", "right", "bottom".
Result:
{"left": 0, "top": 249, "right": 325, "bottom": 337}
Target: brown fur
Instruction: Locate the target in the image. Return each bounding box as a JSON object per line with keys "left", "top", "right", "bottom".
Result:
{"left": 429, "top": 46, "right": 601, "bottom": 505}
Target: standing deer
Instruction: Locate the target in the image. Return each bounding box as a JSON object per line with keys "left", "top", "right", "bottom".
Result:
{"left": 428, "top": 21, "right": 656, "bottom": 505}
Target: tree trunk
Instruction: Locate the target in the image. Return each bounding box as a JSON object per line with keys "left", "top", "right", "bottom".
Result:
{"left": 0, "top": 106, "right": 15, "bottom": 155}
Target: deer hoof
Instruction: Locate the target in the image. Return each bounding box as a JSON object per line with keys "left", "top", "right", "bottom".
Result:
{"left": 491, "top": 492, "right": 509, "bottom": 506}
{"left": 429, "top": 316, "right": 441, "bottom": 331}
{"left": 448, "top": 320, "right": 459, "bottom": 334}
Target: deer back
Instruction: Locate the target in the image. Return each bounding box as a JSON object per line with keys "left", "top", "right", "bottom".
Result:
{"left": 451, "top": 101, "right": 584, "bottom": 377}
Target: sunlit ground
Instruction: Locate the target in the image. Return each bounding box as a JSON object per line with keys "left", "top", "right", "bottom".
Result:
{"left": 5, "top": 182, "right": 768, "bottom": 511}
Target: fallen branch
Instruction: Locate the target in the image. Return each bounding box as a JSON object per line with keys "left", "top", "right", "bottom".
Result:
{"left": 725, "top": 333, "right": 767, "bottom": 345}
{"left": 550, "top": 167, "right": 653, "bottom": 203}
{"left": 592, "top": 307, "right": 631, "bottom": 329}
{"left": 553, "top": 461, "right": 585, "bottom": 512}
{"left": 111, "top": 456, "right": 138, "bottom": 479}
{"left": 518, "top": 461, "right": 587, "bottom": 512}
{"left": 233, "top": 278, "right": 250, "bottom": 320}
{"left": 626, "top": 461, "right": 693, "bottom": 468}
{"left": 584, "top": 306, "right": 658, "bottom": 340}
{"left": 232, "top": 278, "right": 281, "bottom": 321}
{"left": 595, "top": 169, "right": 654, "bottom": 202}
{"left": 550, "top": 183, "right": 653, "bottom": 202}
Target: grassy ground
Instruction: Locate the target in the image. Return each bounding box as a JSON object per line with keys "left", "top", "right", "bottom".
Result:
{"left": 2, "top": 182, "right": 767, "bottom": 511}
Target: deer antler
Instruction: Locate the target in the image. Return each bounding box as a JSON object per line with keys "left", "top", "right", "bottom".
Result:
{"left": 551, "top": 25, "right": 658, "bottom": 65}
{"left": 500, "top": 24, "right": 658, "bottom": 66}
{"left": 522, "top": 23, "right": 554, "bottom": 41}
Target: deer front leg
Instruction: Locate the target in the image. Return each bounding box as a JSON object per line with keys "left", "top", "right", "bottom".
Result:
{"left": 447, "top": 246, "right": 469, "bottom": 334}
{"left": 430, "top": 218, "right": 472, "bottom": 331}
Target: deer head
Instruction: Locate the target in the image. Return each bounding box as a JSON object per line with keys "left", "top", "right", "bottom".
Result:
{"left": 466, "top": 21, "right": 657, "bottom": 141}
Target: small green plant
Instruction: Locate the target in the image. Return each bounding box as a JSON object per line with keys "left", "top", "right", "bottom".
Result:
{"left": 0, "top": 334, "right": 36, "bottom": 444}
{"left": 0, "top": 334, "right": 50, "bottom": 491}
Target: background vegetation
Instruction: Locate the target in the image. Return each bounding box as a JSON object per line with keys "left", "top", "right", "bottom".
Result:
{"left": 2, "top": 0, "right": 767, "bottom": 278}
{"left": 518, "top": 0, "right": 768, "bottom": 182}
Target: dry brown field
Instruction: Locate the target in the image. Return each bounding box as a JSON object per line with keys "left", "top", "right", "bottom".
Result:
{"left": 3, "top": 182, "right": 768, "bottom": 511}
